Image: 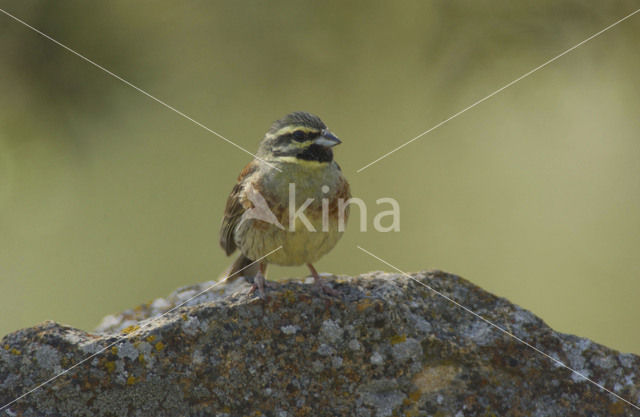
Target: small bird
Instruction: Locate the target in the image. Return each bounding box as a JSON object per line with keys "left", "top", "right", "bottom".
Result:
{"left": 219, "top": 112, "right": 350, "bottom": 297}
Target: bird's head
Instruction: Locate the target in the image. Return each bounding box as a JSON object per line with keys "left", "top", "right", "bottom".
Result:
{"left": 257, "top": 112, "right": 341, "bottom": 164}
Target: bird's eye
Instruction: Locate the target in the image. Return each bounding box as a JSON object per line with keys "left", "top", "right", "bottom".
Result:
{"left": 292, "top": 130, "right": 306, "bottom": 142}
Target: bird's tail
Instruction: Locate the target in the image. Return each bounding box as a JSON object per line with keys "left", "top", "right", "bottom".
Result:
{"left": 220, "top": 254, "right": 259, "bottom": 283}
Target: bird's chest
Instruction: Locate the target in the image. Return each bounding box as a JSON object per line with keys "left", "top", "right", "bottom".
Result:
{"left": 235, "top": 163, "right": 348, "bottom": 265}
{"left": 260, "top": 163, "right": 341, "bottom": 207}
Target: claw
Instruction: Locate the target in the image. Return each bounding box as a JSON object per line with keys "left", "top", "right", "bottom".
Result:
{"left": 248, "top": 282, "right": 266, "bottom": 299}
{"left": 307, "top": 263, "right": 339, "bottom": 296}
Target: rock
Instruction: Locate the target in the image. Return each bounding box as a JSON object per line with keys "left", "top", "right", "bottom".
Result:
{"left": 1, "top": 270, "right": 639, "bottom": 416}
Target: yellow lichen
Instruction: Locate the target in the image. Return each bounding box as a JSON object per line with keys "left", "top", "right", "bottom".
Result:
{"left": 283, "top": 290, "right": 297, "bottom": 304}
{"left": 146, "top": 335, "right": 156, "bottom": 343}
{"left": 138, "top": 354, "right": 146, "bottom": 364}
{"left": 111, "top": 346, "right": 118, "bottom": 355}
{"left": 155, "top": 341, "right": 165, "bottom": 351}
{"left": 412, "top": 365, "right": 459, "bottom": 394}
{"left": 402, "top": 390, "right": 423, "bottom": 416}
{"left": 122, "top": 325, "right": 139, "bottom": 335}
{"left": 3, "top": 344, "right": 9, "bottom": 350}
{"left": 609, "top": 401, "right": 626, "bottom": 415}
{"left": 10, "top": 348, "right": 21, "bottom": 355}
{"left": 408, "top": 390, "right": 422, "bottom": 402}
{"left": 126, "top": 376, "right": 137, "bottom": 385}
{"left": 390, "top": 334, "right": 407, "bottom": 345}
{"left": 104, "top": 361, "right": 116, "bottom": 373}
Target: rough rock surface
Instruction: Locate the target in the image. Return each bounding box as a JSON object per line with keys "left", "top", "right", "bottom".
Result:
{"left": 1, "top": 271, "right": 639, "bottom": 416}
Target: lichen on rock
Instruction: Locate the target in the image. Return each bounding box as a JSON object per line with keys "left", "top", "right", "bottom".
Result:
{"left": 1, "top": 271, "right": 639, "bottom": 416}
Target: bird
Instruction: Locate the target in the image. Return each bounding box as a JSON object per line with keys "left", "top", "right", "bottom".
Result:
{"left": 219, "top": 112, "right": 350, "bottom": 297}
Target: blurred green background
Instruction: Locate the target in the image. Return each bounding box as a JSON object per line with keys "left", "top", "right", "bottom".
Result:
{"left": 1, "top": 1, "right": 639, "bottom": 354}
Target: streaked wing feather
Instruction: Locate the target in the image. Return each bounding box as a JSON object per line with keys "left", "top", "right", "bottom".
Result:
{"left": 219, "top": 161, "right": 259, "bottom": 256}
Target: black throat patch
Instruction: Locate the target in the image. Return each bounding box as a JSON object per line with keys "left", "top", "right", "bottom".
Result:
{"left": 296, "top": 144, "right": 334, "bottom": 163}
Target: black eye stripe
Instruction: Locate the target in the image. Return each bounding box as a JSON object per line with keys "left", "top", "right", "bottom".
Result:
{"left": 289, "top": 130, "right": 322, "bottom": 142}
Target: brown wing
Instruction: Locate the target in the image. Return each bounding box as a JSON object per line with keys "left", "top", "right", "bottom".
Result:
{"left": 219, "top": 160, "right": 259, "bottom": 256}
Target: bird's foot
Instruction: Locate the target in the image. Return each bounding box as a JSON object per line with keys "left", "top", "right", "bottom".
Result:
{"left": 307, "top": 263, "right": 339, "bottom": 296}
{"left": 248, "top": 272, "right": 270, "bottom": 299}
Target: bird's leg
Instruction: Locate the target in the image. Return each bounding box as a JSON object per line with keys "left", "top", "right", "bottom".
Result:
{"left": 307, "top": 263, "right": 338, "bottom": 296}
{"left": 248, "top": 262, "right": 268, "bottom": 299}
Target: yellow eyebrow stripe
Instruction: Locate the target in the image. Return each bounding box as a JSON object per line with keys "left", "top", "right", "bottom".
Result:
{"left": 272, "top": 126, "right": 320, "bottom": 137}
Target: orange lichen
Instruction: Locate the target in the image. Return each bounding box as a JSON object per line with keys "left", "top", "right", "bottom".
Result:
{"left": 356, "top": 299, "right": 374, "bottom": 312}
{"left": 608, "top": 401, "right": 626, "bottom": 415}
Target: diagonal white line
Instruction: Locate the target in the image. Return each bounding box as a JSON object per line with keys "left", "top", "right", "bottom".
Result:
{"left": 0, "top": 8, "right": 281, "bottom": 172}
{"left": 0, "top": 246, "right": 282, "bottom": 412}
{"left": 356, "top": 245, "right": 640, "bottom": 411}
{"left": 356, "top": 8, "right": 640, "bottom": 173}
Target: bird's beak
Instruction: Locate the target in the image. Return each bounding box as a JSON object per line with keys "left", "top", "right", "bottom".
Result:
{"left": 314, "top": 129, "right": 342, "bottom": 147}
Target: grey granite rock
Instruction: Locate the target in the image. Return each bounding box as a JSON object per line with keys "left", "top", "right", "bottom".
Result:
{"left": 1, "top": 271, "right": 639, "bottom": 416}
